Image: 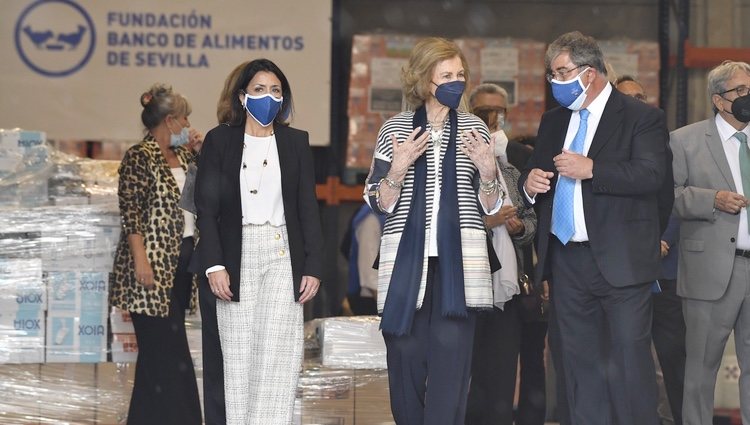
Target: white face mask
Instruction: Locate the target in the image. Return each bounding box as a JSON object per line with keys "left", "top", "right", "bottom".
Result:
{"left": 492, "top": 130, "right": 509, "bottom": 163}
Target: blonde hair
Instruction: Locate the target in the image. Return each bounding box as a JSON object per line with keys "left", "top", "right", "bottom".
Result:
{"left": 139, "top": 84, "right": 191, "bottom": 130}
{"left": 401, "top": 37, "right": 470, "bottom": 111}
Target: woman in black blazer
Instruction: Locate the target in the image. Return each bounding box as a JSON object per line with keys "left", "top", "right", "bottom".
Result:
{"left": 194, "top": 58, "right": 324, "bottom": 424}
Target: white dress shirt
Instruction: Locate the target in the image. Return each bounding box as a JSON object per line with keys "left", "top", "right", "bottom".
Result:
{"left": 559, "top": 83, "right": 612, "bottom": 241}
{"left": 239, "top": 133, "right": 285, "bottom": 226}
{"left": 715, "top": 114, "right": 750, "bottom": 249}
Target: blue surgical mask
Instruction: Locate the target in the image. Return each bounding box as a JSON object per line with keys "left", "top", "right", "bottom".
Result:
{"left": 244, "top": 93, "right": 283, "bottom": 127}
{"left": 432, "top": 80, "right": 465, "bottom": 110}
{"left": 170, "top": 126, "right": 189, "bottom": 147}
{"left": 550, "top": 67, "right": 591, "bottom": 111}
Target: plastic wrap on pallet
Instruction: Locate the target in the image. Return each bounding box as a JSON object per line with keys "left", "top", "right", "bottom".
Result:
{"left": 316, "top": 315, "right": 387, "bottom": 369}
{"left": 0, "top": 318, "right": 393, "bottom": 424}
{"left": 0, "top": 320, "right": 204, "bottom": 424}
{"left": 0, "top": 128, "right": 120, "bottom": 207}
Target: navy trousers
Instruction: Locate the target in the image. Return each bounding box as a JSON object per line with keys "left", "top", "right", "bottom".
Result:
{"left": 383, "top": 258, "right": 477, "bottom": 425}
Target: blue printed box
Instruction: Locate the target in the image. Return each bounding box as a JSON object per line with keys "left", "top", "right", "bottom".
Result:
{"left": 46, "top": 271, "right": 107, "bottom": 313}
{"left": 0, "top": 309, "right": 45, "bottom": 363}
{"left": 46, "top": 311, "right": 107, "bottom": 363}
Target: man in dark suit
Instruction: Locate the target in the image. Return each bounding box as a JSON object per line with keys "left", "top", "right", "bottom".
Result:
{"left": 519, "top": 31, "right": 672, "bottom": 425}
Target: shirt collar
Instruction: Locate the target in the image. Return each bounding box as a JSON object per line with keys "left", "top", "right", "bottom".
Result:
{"left": 715, "top": 113, "right": 750, "bottom": 143}
{"left": 580, "top": 82, "right": 612, "bottom": 119}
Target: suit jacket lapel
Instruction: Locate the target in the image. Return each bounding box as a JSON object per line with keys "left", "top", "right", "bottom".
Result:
{"left": 224, "top": 125, "right": 244, "bottom": 214}
{"left": 587, "top": 90, "right": 623, "bottom": 159}
{"left": 705, "top": 119, "right": 737, "bottom": 191}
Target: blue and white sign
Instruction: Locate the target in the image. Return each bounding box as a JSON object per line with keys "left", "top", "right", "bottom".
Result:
{"left": 14, "top": 0, "right": 96, "bottom": 77}
{"left": 0, "top": 0, "right": 332, "bottom": 146}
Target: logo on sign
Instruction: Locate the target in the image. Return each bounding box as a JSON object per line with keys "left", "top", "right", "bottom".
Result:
{"left": 14, "top": 0, "right": 96, "bottom": 77}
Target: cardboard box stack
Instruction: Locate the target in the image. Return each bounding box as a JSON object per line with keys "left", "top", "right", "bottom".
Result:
{"left": 110, "top": 307, "right": 137, "bottom": 363}
{"left": 0, "top": 129, "right": 49, "bottom": 208}
{"left": 0, "top": 253, "right": 46, "bottom": 364}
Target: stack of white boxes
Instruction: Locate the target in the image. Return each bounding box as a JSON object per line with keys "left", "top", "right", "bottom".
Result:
{"left": 0, "top": 246, "right": 46, "bottom": 364}
{"left": 0, "top": 129, "right": 49, "bottom": 208}
{"left": 42, "top": 206, "right": 120, "bottom": 363}
{"left": 110, "top": 307, "right": 137, "bottom": 363}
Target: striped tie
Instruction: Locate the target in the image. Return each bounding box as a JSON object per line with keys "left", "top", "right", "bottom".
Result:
{"left": 551, "top": 109, "right": 590, "bottom": 244}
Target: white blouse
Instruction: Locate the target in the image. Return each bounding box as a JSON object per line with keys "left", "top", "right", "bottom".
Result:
{"left": 239, "top": 133, "right": 285, "bottom": 226}
{"left": 170, "top": 167, "right": 196, "bottom": 238}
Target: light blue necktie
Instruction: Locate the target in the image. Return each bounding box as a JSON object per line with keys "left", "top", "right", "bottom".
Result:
{"left": 736, "top": 131, "right": 750, "bottom": 232}
{"left": 552, "top": 108, "right": 590, "bottom": 244}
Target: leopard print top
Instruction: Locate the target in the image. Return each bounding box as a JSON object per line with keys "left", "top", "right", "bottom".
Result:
{"left": 109, "top": 135, "right": 197, "bottom": 317}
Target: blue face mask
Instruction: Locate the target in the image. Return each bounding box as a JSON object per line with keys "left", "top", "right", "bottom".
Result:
{"left": 432, "top": 80, "right": 465, "bottom": 110}
{"left": 244, "top": 93, "right": 283, "bottom": 127}
{"left": 170, "top": 126, "right": 189, "bottom": 147}
{"left": 550, "top": 67, "right": 591, "bottom": 111}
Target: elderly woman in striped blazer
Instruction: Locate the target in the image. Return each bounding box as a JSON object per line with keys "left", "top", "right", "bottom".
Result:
{"left": 363, "top": 37, "right": 503, "bottom": 425}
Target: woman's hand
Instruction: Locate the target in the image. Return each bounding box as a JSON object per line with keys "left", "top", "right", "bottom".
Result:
{"left": 298, "top": 275, "right": 320, "bottom": 304}
{"left": 459, "top": 129, "right": 497, "bottom": 181}
{"left": 389, "top": 127, "right": 430, "bottom": 180}
{"left": 208, "top": 269, "right": 233, "bottom": 301}
{"left": 134, "top": 257, "right": 155, "bottom": 290}
{"left": 485, "top": 205, "right": 517, "bottom": 228}
{"left": 506, "top": 216, "right": 524, "bottom": 236}
{"left": 188, "top": 128, "right": 204, "bottom": 152}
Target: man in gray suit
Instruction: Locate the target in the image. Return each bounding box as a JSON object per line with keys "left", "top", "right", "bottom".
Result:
{"left": 671, "top": 60, "right": 750, "bottom": 425}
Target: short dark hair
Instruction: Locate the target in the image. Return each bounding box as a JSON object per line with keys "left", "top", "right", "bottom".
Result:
{"left": 227, "top": 58, "right": 294, "bottom": 126}
{"left": 545, "top": 31, "right": 608, "bottom": 76}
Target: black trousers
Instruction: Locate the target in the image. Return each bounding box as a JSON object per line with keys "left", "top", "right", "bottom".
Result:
{"left": 466, "top": 298, "right": 521, "bottom": 425}
{"left": 347, "top": 293, "right": 377, "bottom": 315}
{"left": 551, "top": 240, "right": 659, "bottom": 425}
{"left": 466, "top": 298, "right": 548, "bottom": 425}
{"left": 517, "top": 320, "right": 548, "bottom": 425}
{"left": 128, "top": 237, "right": 202, "bottom": 425}
{"left": 548, "top": 300, "right": 571, "bottom": 425}
{"left": 198, "top": 273, "right": 226, "bottom": 425}
{"left": 383, "top": 258, "right": 477, "bottom": 425}
{"left": 652, "top": 278, "right": 686, "bottom": 425}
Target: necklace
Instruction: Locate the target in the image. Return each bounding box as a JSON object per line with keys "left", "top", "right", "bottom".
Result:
{"left": 427, "top": 113, "right": 447, "bottom": 146}
{"left": 242, "top": 135, "right": 274, "bottom": 195}
{"left": 429, "top": 121, "right": 445, "bottom": 146}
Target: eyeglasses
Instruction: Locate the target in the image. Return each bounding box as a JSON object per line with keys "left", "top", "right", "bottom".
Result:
{"left": 473, "top": 106, "right": 507, "bottom": 117}
{"left": 473, "top": 106, "right": 506, "bottom": 128}
{"left": 546, "top": 64, "right": 589, "bottom": 82}
{"left": 719, "top": 85, "right": 750, "bottom": 98}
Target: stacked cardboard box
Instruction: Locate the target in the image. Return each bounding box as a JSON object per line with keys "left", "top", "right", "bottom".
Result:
{"left": 0, "top": 236, "right": 46, "bottom": 364}
{"left": 45, "top": 271, "right": 109, "bottom": 363}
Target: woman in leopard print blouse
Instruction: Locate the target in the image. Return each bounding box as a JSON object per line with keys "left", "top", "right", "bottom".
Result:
{"left": 109, "top": 84, "right": 203, "bottom": 425}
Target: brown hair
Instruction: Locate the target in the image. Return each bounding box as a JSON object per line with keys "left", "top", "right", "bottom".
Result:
{"left": 216, "top": 61, "right": 249, "bottom": 124}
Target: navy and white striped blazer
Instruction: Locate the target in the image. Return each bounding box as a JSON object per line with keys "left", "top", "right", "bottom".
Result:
{"left": 364, "top": 110, "right": 497, "bottom": 312}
